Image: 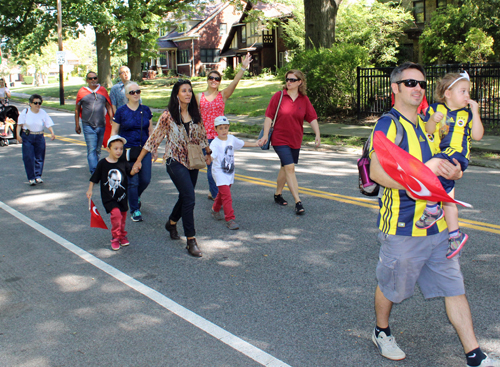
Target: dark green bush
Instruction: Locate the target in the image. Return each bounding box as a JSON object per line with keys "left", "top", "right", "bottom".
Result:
{"left": 282, "top": 44, "right": 370, "bottom": 116}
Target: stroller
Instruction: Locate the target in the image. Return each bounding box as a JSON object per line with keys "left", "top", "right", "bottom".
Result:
{"left": 0, "top": 100, "right": 20, "bottom": 146}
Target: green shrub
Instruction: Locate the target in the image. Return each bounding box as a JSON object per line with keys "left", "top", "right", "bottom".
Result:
{"left": 223, "top": 66, "right": 235, "bottom": 80}
{"left": 284, "top": 44, "right": 370, "bottom": 116}
{"left": 23, "top": 76, "right": 34, "bottom": 84}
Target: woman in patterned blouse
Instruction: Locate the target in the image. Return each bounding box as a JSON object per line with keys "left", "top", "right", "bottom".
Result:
{"left": 133, "top": 79, "right": 211, "bottom": 257}
{"left": 197, "top": 52, "right": 252, "bottom": 201}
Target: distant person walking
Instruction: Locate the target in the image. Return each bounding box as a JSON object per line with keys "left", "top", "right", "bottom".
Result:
{"left": 16, "top": 94, "right": 55, "bottom": 186}
{"left": 197, "top": 52, "right": 252, "bottom": 201}
{"left": 111, "top": 82, "right": 153, "bottom": 223}
{"left": 75, "top": 71, "right": 113, "bottom": 174}
{"left": 110, "top": 66, "right": 141, "bottom": 113}
{"left": 257, "top": 69, "right": 320, "bottom": 215}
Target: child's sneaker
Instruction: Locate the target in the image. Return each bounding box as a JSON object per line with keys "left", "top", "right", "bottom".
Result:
{"left": 415, "top": 206, "right": 444, "bottom": 229}
{"left": 447, "top": 231, "right": 468, "bottom": 259}
{"left": 111, "top": 238, "right": 120, "bottom": 251}
{"left": 131, "top": 210, "right": 143, "bottom": 222}
{"left": 226, "top": 219, "right": 239, "bottom": 230}
{"left": 211, "top": 208, "right": 223, "bottom": 221}
{"left": 120, "top": 237, "right": 130, "bottom": 247}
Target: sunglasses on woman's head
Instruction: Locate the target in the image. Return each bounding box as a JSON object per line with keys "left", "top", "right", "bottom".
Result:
{"left": 88, "top": 76, "right": 98, "bottom": 81}
{"left": 395, "top": 79, "right": 427, "bottom": 89}
{"left": 286, "top": 78, "right": 300, "bottom": 83}
{"left": 128, "top": 90, "right": 141, "bottom": 95}
{"left": 32, "top": 101, "right": 42, "bottom": 105}
{"left": 208, "top": 76, "right": 221, "bottom": 82}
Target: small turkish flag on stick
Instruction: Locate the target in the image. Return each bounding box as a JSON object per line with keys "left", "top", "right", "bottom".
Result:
{"left": 89, "top": 199, "right": 108, "bottom": 229}
{"left": 373, "top": 131, "right": 472, "bottom": 208}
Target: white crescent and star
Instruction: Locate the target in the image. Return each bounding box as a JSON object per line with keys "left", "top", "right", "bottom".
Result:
{"left": 92, "top": 206, "right": 100, "bottom": 217}
{"left": 397, "top": 164, "right": 432, "bottom": 197}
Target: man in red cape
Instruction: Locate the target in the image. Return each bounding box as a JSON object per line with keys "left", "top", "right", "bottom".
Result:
{"left": 75, "top": 71, "right": 113, "bottom": 174}
{"left": 368, "top": 62, "right": 497, "bottom": 367}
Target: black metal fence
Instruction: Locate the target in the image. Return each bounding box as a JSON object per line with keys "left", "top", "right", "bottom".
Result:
{"left": 357, "top": 63, "right": 500, "bottom": 128}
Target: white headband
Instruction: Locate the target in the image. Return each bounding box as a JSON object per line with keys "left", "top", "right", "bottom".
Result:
{"left": 447, "top": 71, "right": 470, "bottom": 90}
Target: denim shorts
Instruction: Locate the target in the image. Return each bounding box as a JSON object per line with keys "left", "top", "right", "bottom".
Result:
{"left": 376, "top": 230, "right": 465, "bottom": 303}
{"left": 434, "top": 152, "right": 469, "bottom": 193}
{"left": 273, "top": 145, "right": 300, "bottom": 166}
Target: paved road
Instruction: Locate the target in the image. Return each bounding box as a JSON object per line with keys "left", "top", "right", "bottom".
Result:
{"left": 1, "top": 104, "right": 499, "bottom": 366}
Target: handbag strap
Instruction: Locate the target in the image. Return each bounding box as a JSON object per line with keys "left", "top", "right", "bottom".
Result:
{"left": 139, "top": 104, "right": 143, "bottom": 148}
{"left": 270, "top": 91, "right": 284, "bottom": 129}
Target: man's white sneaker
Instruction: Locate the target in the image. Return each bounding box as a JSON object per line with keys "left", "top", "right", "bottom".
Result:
{"left": 372, "top": 330, "right": 406, "bottom": 361}
{"left": 468, "top": 354, "right": 500, "bottom": 367}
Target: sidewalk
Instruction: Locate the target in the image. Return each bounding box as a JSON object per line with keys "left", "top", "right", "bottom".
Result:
{"left": 11, "top": 92, "right": 500, "bottom": 159}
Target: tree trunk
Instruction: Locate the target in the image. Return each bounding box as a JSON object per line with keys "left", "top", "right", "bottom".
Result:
{"left": 95, "top": 29, "right": 113, "bottom": 88}
{"left": 304, "top": 0, "right": 342, "bottom": 49}
{"left": 127, "top": 37, "right": 143, "bottom": 81}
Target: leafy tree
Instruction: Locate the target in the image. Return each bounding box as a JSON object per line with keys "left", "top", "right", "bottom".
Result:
{"left": 335, "top": 0, "right": 413, "bottom": 66}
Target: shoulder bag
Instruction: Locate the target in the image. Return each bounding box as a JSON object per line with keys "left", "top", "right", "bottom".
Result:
{"left": 258, "top": 91, "right": 284, "bottom": 150}
{"left": 181, "top": 123, "right": 206, "bottom": 170}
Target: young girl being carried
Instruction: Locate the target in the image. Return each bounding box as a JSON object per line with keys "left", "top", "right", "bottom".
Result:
{"left": 416, "top": 71, "right": 484, "bottom": 259}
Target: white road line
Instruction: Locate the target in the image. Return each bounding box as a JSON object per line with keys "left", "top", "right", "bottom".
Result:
{"left": 0, "top": 201, "right": 291, "bottom": 367}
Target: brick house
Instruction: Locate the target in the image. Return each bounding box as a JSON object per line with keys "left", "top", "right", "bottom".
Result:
{"left": 156, "top": 2, "right": 242, "bottom": 77}
{"left": 220, "top": 2, "right": 293, "bottom": 75}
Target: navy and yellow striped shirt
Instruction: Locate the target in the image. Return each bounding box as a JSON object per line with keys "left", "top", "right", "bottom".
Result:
{"left": 423, "top": 102, "right": 473, "bottom": 160}
{"left": 369, "top": 108, "right": 447, "bottom": 236}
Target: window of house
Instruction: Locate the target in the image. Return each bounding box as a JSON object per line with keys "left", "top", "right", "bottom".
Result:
{"left": 231, "top": 35, "right": 238, "bottom": 49}
{"left": 159, "top": 53, "right": 167, "bottom": 66}
{"left": 241, "top": 26, "right": 246, "bottom": 43}
{"left": 220, "top": 23, "right": 227, "bottom": 36}
{"left": 437, "top": 0, "right": 447, "bottom": 7}
{"left": 178, "top": 49, "right": 190, "bottom": 64}
{"left": 414, "top": 1, "right": 424, "bottom": 23}
{"left": 201, "top": 49, "right": 220, "bottom": 63}
{"left": 177, "top": 23, "right": 187, "bottom": 33}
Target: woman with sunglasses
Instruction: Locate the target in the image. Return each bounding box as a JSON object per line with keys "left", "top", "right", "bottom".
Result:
{"left": 133, "top": 79, "right": 211, "bottom": 257}
{"left": 257, "top": 70, "right": 321, "bottom": 215}
{"left": 16, "top": 94, "right": 56, "bottom": 186}
{"left": 111, "top": 82, "right": 153, "bottom": 222}
{"left": 197, "top": 52, "right": 252, "bottom": 201}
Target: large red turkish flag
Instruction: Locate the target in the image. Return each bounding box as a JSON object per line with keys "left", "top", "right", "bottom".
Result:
{"left": 373, "top": 131, "right": 471, "bottom": 208}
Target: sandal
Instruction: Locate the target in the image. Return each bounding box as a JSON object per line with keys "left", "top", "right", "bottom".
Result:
{"left": 274, "top": 194, "right": 288, "bottom": 206}
{"left": 295, "top": 201, "right": 305, "bottom": 215}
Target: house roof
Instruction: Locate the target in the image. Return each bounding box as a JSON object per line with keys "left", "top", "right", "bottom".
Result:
{"left": 157, "top": 39, "right": 177, "bottom": 49}
{"left": 164, "top": 1, "right": 231, "bottom": 41}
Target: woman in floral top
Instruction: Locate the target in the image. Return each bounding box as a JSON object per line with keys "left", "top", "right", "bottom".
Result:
{"left": 133, "top": 79, "right": 211, "bottom": 257}
{"left": 197, "top": 52, "right": 252, "bottom": 201}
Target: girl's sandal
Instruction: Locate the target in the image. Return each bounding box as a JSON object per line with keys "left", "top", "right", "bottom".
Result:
{"left": 274, "top": 194, "right": 288, "bottom": 206}
{"left": 295, "top": 201, "right": 305, "bottom": 215}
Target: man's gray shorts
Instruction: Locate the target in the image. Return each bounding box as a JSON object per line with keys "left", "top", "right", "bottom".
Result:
{"left": 376, "top": 230, "right": 465, "bottom": 303}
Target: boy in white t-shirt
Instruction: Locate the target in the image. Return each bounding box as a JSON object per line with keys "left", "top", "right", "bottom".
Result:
{"left": 210, "top": 116, "right": 261, "bottom": 229}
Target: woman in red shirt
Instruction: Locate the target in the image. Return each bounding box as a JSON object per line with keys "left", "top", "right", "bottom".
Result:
{"left": 257, "top": 70, "right": 321, "bottom": 215}
{"left": 197, "top": 53, "right": 252, "bottom": 201}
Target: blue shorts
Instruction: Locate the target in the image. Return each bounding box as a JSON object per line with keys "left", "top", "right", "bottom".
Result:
{"left": 376, "top": 230, "right": 465, "bottom": 303}
{"left": 273, "top": 145, "right": 300, "bottom": 166}
{"left": 434, "top": 152, "right": 469, "bottom": 193}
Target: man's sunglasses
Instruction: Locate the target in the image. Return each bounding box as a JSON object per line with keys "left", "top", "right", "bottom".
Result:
{"left": 395, "top": 79, "right": 427, "bottom": 89}
{"left": 286, "top": 78, "right": 300, "bottom": 83}
{"left": 88, "top": 76, "right": 98, "bottom": 81}
{"left": 32, "top": 101, "right": 42, "bottom": 105}
{"left": 208, "top": 76, "right": 221, "bottom": 82}
{"left": 128, "top": 90, "right": 141, "bottom": 95}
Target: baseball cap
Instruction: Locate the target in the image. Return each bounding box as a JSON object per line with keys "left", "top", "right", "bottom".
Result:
{"left": 214, "top": 116, "right": 230, "bottom": 127}
{"left": 107, "top": 135, "right": 127, "bottom": 147}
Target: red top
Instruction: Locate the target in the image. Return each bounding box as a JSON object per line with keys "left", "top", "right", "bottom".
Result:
{"left": 200, "top": 92, "right": 225, "bottom": 140}
{"left": 265, "top": 90, "right": 318, "bottom": 149}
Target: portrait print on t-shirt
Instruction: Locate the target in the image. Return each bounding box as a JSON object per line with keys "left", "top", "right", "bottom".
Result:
{"left": 221, "top": 145, "right": 235, "bottom": 174}
{"left": 106, "top": 169, "right": 126, "bottom": 201}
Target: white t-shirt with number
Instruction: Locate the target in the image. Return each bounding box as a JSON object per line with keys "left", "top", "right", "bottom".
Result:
{"left": 210, "top": 135, "right": 244, "bottom": 186}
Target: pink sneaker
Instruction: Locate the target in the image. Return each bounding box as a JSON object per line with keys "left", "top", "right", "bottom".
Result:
{"left": 120, "top": 237, "right": 130, "bottom": 246}
{"left": 111, "top": 238, "right": 120, "bottom": 251}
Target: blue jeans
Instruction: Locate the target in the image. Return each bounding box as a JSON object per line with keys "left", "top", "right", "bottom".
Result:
{"left": 166, "top": 158, "right": 198, "bottom": 238}
{"left": 205, "top": 139, "right": 218, "bottom": 198}
{"left": 82, "top": 124, "right": 105, "bottom": 174}
{"left": 128, "top": 152, "right": 152, "bottom": 213}
{"left": 21, "top": 131, "right": 46, "bottom": 181}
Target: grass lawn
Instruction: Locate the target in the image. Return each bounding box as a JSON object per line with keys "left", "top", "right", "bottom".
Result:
{"left": 11, "top": 78, "right": 283, "bottom": 117}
